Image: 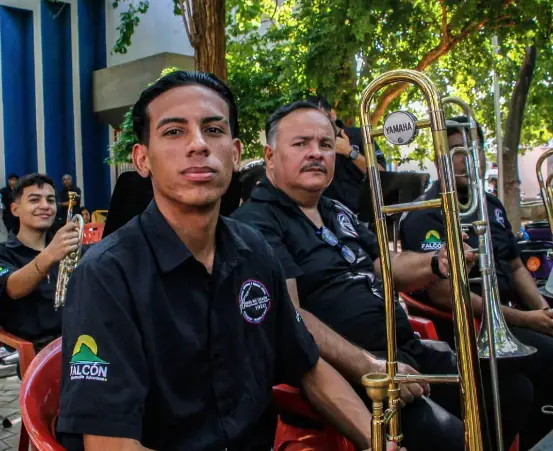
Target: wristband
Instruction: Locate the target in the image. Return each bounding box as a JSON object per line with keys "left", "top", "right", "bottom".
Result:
{"left": 431, "top": 252, "right": 448, "bottom": 279}
{"left": 34, "top": 258, "right": 46, "bottom": 276}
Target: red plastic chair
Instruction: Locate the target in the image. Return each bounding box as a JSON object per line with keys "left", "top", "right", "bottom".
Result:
{"left": 408, "top": 315, "right": 439, "bottom": 341}
{"left": 20, "top": 337, "right": 65, "bottom": 451}
{"left": 400, "top": 292, "right": 481, "bottom": 331}
{"left": 272, "top": 384, "right": 355, "bottom": 451}
{"left": 0, "top": 329, "right": 36, "bottom": 450}
{"left": 82, "top": 222, "right": 104, "bottom": 245}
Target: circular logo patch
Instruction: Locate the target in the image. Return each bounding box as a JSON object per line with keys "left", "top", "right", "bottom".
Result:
{"left": 337, "top": 212, "right": 358, "bottom": 237}
{"left": 239, "top": 279, "right": 271, "bottom": 324}
{"left": 383, "top": 111, "right": 418, "bottom": 146}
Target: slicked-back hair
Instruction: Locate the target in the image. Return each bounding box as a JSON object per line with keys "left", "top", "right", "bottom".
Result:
{"left": 265, "top": 101, "right": 337, "bottom": 147}
{"left": 132, "top": 71, "right": 239, "bottom": 145}
{"left": 13, "top": 173, "right": 55, "bottom": 201}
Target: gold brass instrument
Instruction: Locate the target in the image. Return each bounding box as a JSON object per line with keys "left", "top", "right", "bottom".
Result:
{"left": 54, "top": 191, "right": 84, "bottom": 310}
{"left": 359, "top": 70, "right": 490, "bottom": 451}
{"left": 444, "top": 97, "right": 536, "bottom": 451}
{"left": 536, "top": 148, "right": 553, "bottom": 236}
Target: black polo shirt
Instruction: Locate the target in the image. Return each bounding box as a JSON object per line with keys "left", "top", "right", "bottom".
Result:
{"left": 324, "top": 128, "right": 386, "bottom": 214}
{"left": 400, "top": 181, "right": 520, "bottom": 304}
{"left": 232, "top": 178, "right": 414, "bottom": 352}
{"left": 57, "top": 200, "right": 319, "bottom": 451}
{"left": 0, "top": 232, "right": 62, "bottom": 341}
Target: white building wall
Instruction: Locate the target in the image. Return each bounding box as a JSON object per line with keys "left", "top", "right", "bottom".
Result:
{"left": 105, "top": 0, "right": 193, "bottom": 68}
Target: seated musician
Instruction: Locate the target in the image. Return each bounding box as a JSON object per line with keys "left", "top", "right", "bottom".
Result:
{"left": 0, "top": 174, "right": 81, "bottom": 352}
{"left": 57, "top": 71, "right": 374, "bottom": 451}
{"left": 232, "top": 101, "right": 532, "bottom": 451}
{"left": 400, "top": 116, "right": 553, "bottom": 449}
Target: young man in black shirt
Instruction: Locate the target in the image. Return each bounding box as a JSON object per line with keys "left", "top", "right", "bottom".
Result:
{"left": 400, "top": 117, "right": 553, "bottom": 448}
{"left": 0, "top": 174, "right": 80, "bottom": 349}
{"left": 57, "top": 72, "right": 374, "bottom": 451}
{"left": 233, "top": 102, "right": 532, "bottom": 451}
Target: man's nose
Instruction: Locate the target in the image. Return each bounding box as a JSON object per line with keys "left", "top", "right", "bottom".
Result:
{"left": 306, "top": 142, "right": 324, "bottom": 159}
{"left": 186, "top": 127, "right": 210, "bottom": 156}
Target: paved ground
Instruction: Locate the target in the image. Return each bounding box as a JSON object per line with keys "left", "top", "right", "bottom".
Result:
{"left": 0, "top": 376, "right": 21, "bottom": 451}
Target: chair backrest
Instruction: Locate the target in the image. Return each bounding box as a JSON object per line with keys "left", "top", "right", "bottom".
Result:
{"left": 20, "top": 338, "right": 65, "bottom": 451}
{"left": 82, "top": 223, "right": 105, "bottom": 245}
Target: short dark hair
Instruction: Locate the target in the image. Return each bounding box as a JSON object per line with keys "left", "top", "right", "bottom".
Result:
{"left": 304, "top": 95, "right": 332, "bottom": 113}
{"left": 7, "top": 173, "right": 18, "bottom": 180}
{"left": 265, "top": 101, "right": 336, "bottom": 146}
{"left": 447, "top": 115, "right": 485, "bottom": 146}
{"left": 132, "top": 71, "right": 239, "bottom": 145}
{"left": 13, "top": 173, "right": 55, "bottom": 200}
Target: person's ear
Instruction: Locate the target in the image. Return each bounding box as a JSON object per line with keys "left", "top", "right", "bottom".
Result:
{"left": 10, "top": 201, "right": 19, "bottom": 218}
{"left": 232, "top": 139, "right": 242, "bottom": 172}
{"left": 133, "top": 143, "right": 151, "bottom": 178}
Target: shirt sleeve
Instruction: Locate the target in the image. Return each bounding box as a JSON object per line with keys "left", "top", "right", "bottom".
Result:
{"left": 400, "top": 210, "right": 446, "bottom": 254}
{"left": 0, "top": 251, "right": 18, "bottom": 304}
{"left": 57, "top": 251, "right": 148, "bottom": 441}
{"left": 498, "top": 204, "right": 520, "bottom": 260}
{"left": 234, "top": 207, "right": 303, "bottom": 279}
{"left": 270, "top": 247, "right": 319, "bottom": 386}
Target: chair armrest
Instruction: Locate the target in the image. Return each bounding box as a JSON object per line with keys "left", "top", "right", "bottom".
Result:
{"left": 0, "top": 329, "right": 35, "bottom": 377}
{"left": 273, "top": 385, "right": 321, "bottom": 421}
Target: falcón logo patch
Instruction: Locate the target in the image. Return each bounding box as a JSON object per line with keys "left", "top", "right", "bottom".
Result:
{"left": 70, "top": 335, "right": 109, "bottom": 382}
{"left": 421, "top": 230, "right": 443, "bottom": 251}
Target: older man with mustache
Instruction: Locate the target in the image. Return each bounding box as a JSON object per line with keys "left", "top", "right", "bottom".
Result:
{"left": 233, "top": 100, "right": 532, "bottom": 451}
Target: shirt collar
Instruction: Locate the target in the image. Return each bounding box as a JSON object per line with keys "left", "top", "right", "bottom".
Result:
{"left": 250, "top": 176, "right": 334, "bottom": 212}
{"left": 5, "top": 231, "right": 24, "bottom": 249}
{"left": 140, "top": 200, "right": 251, "bottom": 273}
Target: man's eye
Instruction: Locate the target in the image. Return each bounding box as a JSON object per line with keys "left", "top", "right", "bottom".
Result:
{"left": 205, "top": 126, "right": 224, "bottom": 134}
{"left": 294, "top": 142, "right": 306, "bottom": 147}
{"left": 163, "top": 129, "right": 181, "bottom": 136}
{"left": 321, "top": 143, "right": 333, "bottom": 149}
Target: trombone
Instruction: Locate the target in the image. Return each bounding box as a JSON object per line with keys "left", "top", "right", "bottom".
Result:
{"left": 359, "top": 70, "right": 490, "bottom": 451}
{"left": 536, "top": 148, "right": 553, "bottom": 237}
{"left": 444, "top": 97, "right": 536, "bottom": 451}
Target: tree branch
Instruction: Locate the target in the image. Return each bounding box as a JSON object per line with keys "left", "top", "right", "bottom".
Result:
{"left": 177, "top": 0, "right": 194, "bottom": 46}
{"left": 439, "top": 0, "right": 449, "bottom": 43}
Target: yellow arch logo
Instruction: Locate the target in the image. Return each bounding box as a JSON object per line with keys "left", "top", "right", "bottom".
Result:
{"left": 425, "top": 230, "right": 441, "bottom": 242}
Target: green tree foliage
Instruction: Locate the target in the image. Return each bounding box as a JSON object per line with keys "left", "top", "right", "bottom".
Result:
{"left": 227, "top": 0, "right": 553, "bottom": 163}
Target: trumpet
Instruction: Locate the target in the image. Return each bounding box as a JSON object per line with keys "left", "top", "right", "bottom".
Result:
{"left": 54, "top": 191, "right": 84, "bottom": 310}
{"left": 536, "top": 148, "right": 553, "bottom": 237}
{"left": 444, "top": 97, "right": 536, "bottom": 451}
{"left": 359, "top": 70, "right": 489, "bottom": 451}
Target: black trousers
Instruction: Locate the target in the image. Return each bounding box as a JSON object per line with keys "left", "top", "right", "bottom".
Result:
{"left": 434, "top": 319, "right": 553, "bottom": 449}
{"left": 365, "top": 339, "right": 533, "bottom": 451}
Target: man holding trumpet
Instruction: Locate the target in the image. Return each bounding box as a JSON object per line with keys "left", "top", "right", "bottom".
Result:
{"left": 233, "top": 101, "right": 532, "bottom": 451}
{"left": 400, "top": 116, "right": 553, "bottom": 448}
{"left": 0, "top": 174, "right": 81, "bottom": 353}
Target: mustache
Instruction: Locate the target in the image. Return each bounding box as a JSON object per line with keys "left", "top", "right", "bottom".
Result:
{"left": 300, "top": 162, "right": 328, "bottom": 173}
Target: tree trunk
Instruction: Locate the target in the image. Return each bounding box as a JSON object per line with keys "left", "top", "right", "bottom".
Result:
{"left": 191, "top": 0, "right": 227, "bottom": 80}
{"left": 502, "top": 45, "right": 537, "bottom": 232}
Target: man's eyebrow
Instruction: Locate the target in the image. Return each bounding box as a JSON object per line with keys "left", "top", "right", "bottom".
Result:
{"left": 202, "top": 116, "right": 228, "bottom": 125}
{"left": 156, "top": 117, "right": 187, "bottom": 130}
{"left": 292, "top": 135, "right": 313, "bottom": 141}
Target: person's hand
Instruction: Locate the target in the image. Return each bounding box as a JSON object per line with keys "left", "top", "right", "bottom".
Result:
{"left": 43, "top": 222, "right": 80, "bottom": 264}
{"left": 397, "top": 362, "right": 430, "bottom": 405}
{"left": 335, "top": 129, "right": 352, "bottom": 156}
{"left": 520, "top": 309, "right": 553, "bottom": 336}
{"left": 436, "top": 245, "right": 449, "bottom": 278}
